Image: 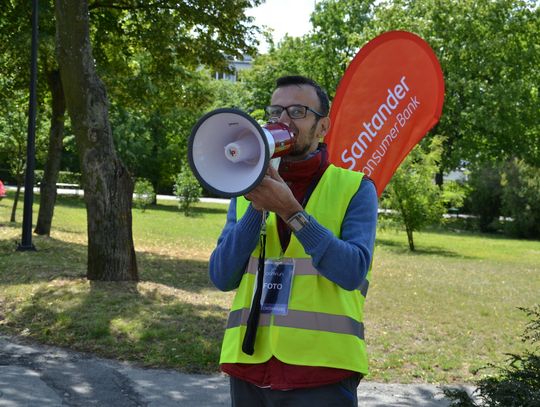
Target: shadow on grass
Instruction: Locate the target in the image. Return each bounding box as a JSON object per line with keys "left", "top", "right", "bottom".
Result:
{"left": 0, "top": 221, "right": 22, "bottom": 231}
{"left": 4, "top": 280, "right": 227, "bottom": 373}
{"left": 427, "top": 225, "right": 511, "bottom": 241}
{"left": 138, "top": 251, "right": 215, "bottom": 292}
{"left": 54, "top": 195, "right": 87, "bottom": 208}
{"left": 0, "top": 229, "right": 214, "bottom": 293}
{"left": 376, "top": 237, "right": 471, "bottom": 258}
{"left": 0, "top": 234, "right": 87, "bottom": 283}
{"left": 144, "top": 201, "right": 228, "bottom": 216}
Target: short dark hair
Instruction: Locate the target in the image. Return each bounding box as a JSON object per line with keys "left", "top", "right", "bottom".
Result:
{"left": 275, "top": 75, "right": 330, "bottom": 117}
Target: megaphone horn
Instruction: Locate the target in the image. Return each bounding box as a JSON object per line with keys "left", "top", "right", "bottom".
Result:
{"left": 188, "top": 108, "right": 295, "bottom": 198}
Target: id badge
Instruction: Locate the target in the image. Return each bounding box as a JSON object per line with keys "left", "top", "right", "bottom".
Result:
{"left": 260, "top": 258, "right": 295, "bottom": 315}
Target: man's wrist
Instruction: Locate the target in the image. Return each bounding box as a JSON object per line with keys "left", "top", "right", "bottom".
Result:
{"left": 285, "top": 210, "right": 310, "bottom": 233}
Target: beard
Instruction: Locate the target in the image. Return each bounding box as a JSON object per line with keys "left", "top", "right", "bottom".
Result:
{"left": 287, "top": 121, "right": 319, "bottom": 159}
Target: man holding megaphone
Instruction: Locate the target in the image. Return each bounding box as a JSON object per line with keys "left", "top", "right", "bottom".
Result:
{"left": 208, "top": 76, "right": 378, "bottom": 406}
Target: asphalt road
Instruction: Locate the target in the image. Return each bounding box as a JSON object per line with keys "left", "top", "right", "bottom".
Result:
{"left": 0, "top": 334, "right": 477, "bottom": 407}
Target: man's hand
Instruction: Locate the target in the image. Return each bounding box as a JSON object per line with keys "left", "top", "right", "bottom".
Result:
{"left": 244, "top": 166, "right": 303, "bottom": 220}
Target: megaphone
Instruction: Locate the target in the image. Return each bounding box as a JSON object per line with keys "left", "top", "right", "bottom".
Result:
{"left": 188, "top": 108, "right": 295, "bottom": 197}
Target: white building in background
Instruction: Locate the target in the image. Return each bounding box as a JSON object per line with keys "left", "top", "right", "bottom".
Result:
{"left": 214, "top": 55, "right": 253, "bottom": 82}
{"left": 445, "top": 169, "right": 468, "bottom": 183}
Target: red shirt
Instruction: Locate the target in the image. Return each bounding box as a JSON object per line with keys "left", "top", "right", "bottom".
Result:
{"left": 221, "top": 146, "right": 356, "bottom": 390}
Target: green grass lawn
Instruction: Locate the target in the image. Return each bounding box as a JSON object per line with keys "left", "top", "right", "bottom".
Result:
{"left": 1, "top": 192, "right": 539, "bottom": 384}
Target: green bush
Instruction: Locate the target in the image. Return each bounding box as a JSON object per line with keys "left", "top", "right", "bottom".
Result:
{"left": 0, "top": 168, "right": 14, "bottom": 184}
{"left": 133, "top": 178, "right": 155, "bottom": 212}
{"left": 34, "top": 170, "right": 82, "bottom": 186}
{"left": 173, "top": 164, "right": 201, "bottom": 216}
{"left": 443, "top": 306, "right": 540, "bottom": 406}
{"left": 465, "top": 163, "right": 503, "bottom": 233}
{"left": 464, "top": 160, "right": 540, "bottom": 238}
{"left": 501, "top": 159, "right": 540, "bottom": 239}
{"left": 250, "top": 108, "right": 266, "bottom": 123}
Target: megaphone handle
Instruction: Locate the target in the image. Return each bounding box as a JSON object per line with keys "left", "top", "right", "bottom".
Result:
{"left": 270, "top": 157, "right": 281, "bottom": 170}
{"left": 242, "top": 210, "right": 268, "bottom": 355}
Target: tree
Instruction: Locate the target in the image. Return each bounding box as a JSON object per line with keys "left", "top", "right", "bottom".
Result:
{"left": 370, "top": 0, "right": 540, "bottom": 172}
{"left": 246, "top": 0, "right": 539, "bottom": 174}
{"left": 87, "top": 0, "right": 263, "bottom": 193}
{"left": 501, "top": 158, "right": 540, "bottom": 239}
{"left": 174, "top": 163, "right": 202, "bottom": 217}
{"left": 56, "top": 0, "right": 138, "bottom": 280}
{"left": 2, "top": 0, "right": 262, "bottom": 235}
{"left": 241, "top": 0, "right": 375, "bottom": 105}
{"left": 0, "top": 72, "right": 48, "bottom": 223}
{"left": 34, "top": 69, "right": 67, "bottom": 234}
{"left": 466, "top": 163, "right": 503, "bottom": 233}
{"left": 308, "top": 0, "right": 375, "bottom": 95}
{"left": 0, "top": 95, "right": 30, "bottom": 223}
{"left": 207, "top": 77, "right": 253, "bottom": 111}
{"left": 109, "top": 71, "right": 212, "bottom": 195}
{"left": 241, "top": 36, "right": 312, "bottom": 110}
{"left": 0, "top": 1, "right": 67, "bottom": 235}
{"left": 53, "top": 0, "right": 261, "bottom": 281}
{"left": 382, "top": 136, "right": 463, "bottom": 251}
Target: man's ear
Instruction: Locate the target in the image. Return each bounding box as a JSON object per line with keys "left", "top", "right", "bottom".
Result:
{"left": 318, "top": 116, "right": 331, "bottom": 140}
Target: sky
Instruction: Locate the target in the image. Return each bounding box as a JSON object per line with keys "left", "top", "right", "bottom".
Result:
{"left": 247, "top": 0, "right": 318, "bottom": 53}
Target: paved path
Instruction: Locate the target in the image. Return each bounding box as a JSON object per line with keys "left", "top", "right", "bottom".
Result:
{"left": 0, "top": 334, "right": 476, "bottom": 406}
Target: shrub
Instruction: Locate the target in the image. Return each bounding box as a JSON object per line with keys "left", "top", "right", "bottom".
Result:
{"left": 501, "top": 159, "right": 540, "bottom": 239}
{"left": 173, "top": 164, "right": 201, "bottom": 216}
{"left": 443, "top": 305, "right": 540, "bottom": 406}
{"left": 133, "top": 178, "right": 155, "bottom": 212}
{"left": 465, "top": 163, "right": 503, "bottom": 233}
{"left": 57, "top": 171, "right": 82, "bottom": 185}
{"left": 34, "top": 170, "right": 82, "bottom": 186}
{"left": 250, "top": 108, "right": 266, "bottom": 123}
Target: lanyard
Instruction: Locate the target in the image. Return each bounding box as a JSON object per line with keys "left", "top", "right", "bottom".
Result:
{"left": 242, "top": 210, "right": 267, "bottom": 355}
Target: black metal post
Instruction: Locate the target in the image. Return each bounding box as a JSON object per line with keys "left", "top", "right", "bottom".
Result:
{"left": 18, "top": 0, "right": 39, "bottom": 252}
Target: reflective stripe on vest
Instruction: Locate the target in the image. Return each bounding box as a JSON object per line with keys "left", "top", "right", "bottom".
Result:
{"left": 226, "top": 308, "right": 365, "bottom": 340}
{"left": 244, "top": 256, "right": 370, "bottom": 298}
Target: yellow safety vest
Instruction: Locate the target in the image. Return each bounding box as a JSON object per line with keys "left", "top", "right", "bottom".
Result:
{"left": 220, "top": 164, "right": 370, "bottom": 374}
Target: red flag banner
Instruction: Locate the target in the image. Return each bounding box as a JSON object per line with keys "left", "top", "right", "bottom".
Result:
{"left": 326, "top": 31, "right": 445, "bottom": 196}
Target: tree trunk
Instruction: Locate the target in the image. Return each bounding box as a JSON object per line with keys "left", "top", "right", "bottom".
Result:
{"left": 55, "top": 0, "right": 138, "bottom": 281}
{"left": 35, "top": 70, "right": 66, "bottom": 236}
{"left": 397, "top": 195, "right": 416, "bottom": 251}
{"left": 10, "top": 183, "right": 22, "bottom": 223}
{"left": 435, "top": 171, "right": 443, "bottom": 187}
{"left": 406, "top": 226, "right": 415, "bottom": 251}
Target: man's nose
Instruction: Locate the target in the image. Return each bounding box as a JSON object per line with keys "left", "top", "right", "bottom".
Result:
{"left": 278, "top": 109, "right": 292, "bottom": 125}
{"left": 277, "top": 112, "right": 297, "bottom": 135}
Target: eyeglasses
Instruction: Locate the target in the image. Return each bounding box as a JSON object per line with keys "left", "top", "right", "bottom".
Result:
{"left": 265, "top": 104, "right": 324, "bottom": 120}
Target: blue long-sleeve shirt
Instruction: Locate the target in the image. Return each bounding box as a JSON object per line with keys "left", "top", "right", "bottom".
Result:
{"left": 209, "top": 179, "right": 378, "bottom": 292}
